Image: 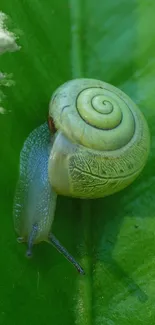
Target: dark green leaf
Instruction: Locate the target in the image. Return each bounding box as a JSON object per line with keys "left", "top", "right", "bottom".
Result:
{"left": 0, "top": 1, "right": 154, "bottom": 324}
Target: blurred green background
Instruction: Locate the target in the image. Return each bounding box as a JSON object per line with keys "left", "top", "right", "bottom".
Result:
{"left": 0, "top": 1, "right": 155, "bottom": 324}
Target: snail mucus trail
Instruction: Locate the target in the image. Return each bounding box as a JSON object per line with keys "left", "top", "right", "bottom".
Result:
{"left": 13, "top": 78, "right": 150, "bottom": 275}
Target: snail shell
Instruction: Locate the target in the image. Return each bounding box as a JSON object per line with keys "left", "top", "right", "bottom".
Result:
{"left": 48, "top": 78, "right": 150, "bottom": 199}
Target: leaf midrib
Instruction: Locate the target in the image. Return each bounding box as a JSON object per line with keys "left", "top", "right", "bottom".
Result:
{"left": 70, "top": 1, "right": 93, "bottom": 324}
{"left": 70, "top": 0, "right": 83, "bottom": 78}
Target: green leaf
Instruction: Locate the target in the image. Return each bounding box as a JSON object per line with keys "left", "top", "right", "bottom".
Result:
{"left": 0, "top": 1, "right": 154, "bottom": 324}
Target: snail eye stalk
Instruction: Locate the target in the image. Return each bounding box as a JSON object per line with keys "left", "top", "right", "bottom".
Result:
{"left": 26, "top": 223, "right": 38, "bottom": 257}
{"left": 48, "top": 233, "right": 85, "bottom": 275}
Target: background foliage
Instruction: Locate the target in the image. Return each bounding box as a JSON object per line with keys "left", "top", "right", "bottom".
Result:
{"left": 0, "top": 1, "right": 154, "bottom": 324}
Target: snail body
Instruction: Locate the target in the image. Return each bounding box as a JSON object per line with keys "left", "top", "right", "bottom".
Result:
{"left": 13, "top": 122, "right": 84, "bottom": 273}
{"left": 13, "top": 78, "right": 150, "bottom": 274}
{"left": 13, "top": 123, "right": 57, "bottom": 244}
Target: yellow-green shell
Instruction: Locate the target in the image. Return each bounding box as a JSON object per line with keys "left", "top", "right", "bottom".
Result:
{"left": 48, "top": 78, "right": 150, "bottom": 199}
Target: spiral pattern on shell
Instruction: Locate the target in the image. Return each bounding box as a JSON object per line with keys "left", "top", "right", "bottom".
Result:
{"left": 49, "top": 79, "right": 148, "bottom": 152}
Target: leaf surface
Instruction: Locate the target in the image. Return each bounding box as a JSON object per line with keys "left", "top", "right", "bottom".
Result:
{"left": 0, "top": 1, "right": 154, "bottom": 324}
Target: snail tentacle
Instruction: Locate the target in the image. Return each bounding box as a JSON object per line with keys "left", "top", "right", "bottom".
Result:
{"left": 26, "top": 223, "right": 38, "bottom": 257}
{"left": 48, "top": 233, "right": 85, "bottom": 275}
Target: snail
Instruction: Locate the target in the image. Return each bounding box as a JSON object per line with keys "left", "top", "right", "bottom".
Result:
{"left": 13, "top": 78, "right": 150, "bottom": 274}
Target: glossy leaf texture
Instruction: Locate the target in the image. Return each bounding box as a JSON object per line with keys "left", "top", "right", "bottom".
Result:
{"left": 0, "top": 1, "right": 154, "bottom": 324}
